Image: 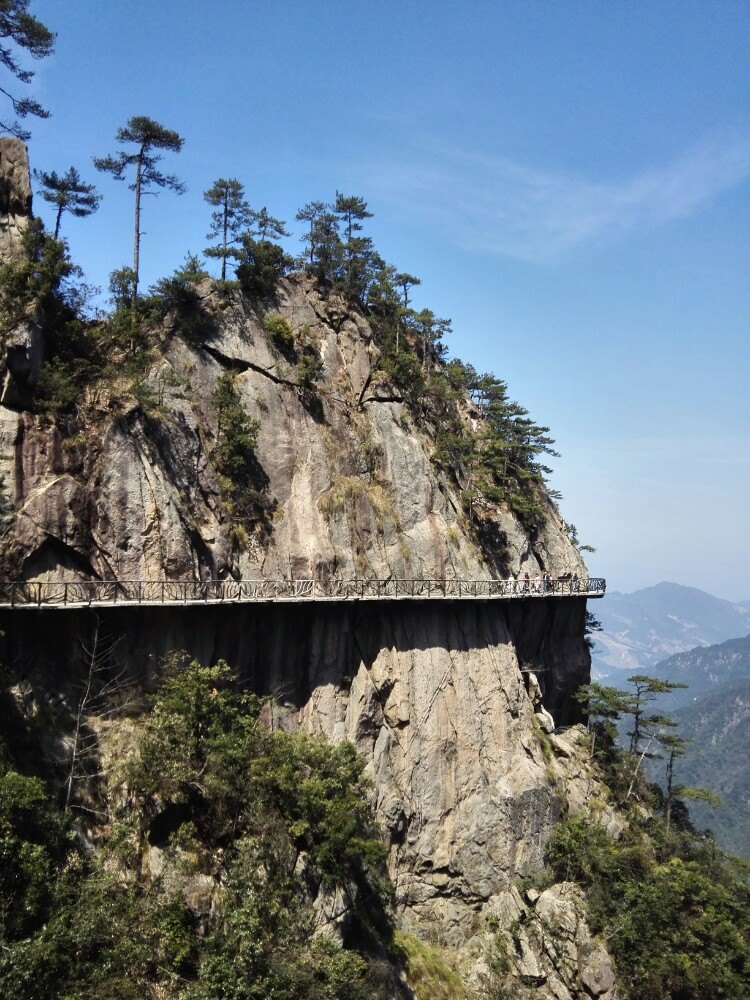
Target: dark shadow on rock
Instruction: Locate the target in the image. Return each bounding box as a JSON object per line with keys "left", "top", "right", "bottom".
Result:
{"left": 0, "top": 597, "right": 590, "bottom": 725}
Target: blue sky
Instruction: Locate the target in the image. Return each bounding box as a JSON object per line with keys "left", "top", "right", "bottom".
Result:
{"left": 17, "top": 1, "right": 750, "bottom": 601}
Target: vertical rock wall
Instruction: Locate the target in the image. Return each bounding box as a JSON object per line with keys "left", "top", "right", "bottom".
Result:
{"left": 0, "top": 594, "right": 592, "bottom": 940}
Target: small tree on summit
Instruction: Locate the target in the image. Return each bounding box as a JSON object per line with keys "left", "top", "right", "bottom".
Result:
{"left": 249, "top": 206, "right": 288, "bottom": 243}
{"left": 296, "top": 200, "right": 326, "bottom": 266}
{"left": 203, "top": 178, "right": 253, "bottom": 281}
{"left": 393, "top": 272, "right": 420, "bottom": 350}
{"left": 0, "top": 0, "right": 54, "bottom": 140}
{"left": 94, "top": 116, "right": 185, "bottom": 304}
{"left": 34, "top": 166, "right": 101, "bottom": 239}
{"left": 334, "top": 192, "right": 373, "bottom": 301}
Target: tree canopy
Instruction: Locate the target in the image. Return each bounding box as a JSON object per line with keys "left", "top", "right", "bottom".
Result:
{"left": 0, "top": 0, "right": 54, "bottom": 140}
{"left": 34, "top": 166, "right": 100, "bottom": 239}
{"left": 94, "top": 115, "right": 185, "bottom": 303}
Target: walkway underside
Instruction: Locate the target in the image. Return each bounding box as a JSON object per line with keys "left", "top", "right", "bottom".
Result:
{"left": 0, "top": 577, "right": 605, "bottom": 609}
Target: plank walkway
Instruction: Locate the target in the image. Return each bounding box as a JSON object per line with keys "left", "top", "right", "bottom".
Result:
{"left": 0, "top": 577, "right": 605, "bottom": 610}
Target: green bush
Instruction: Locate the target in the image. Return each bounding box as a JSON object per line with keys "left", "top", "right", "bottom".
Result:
{"left": 381, "top": 348, "right": 425, "bottom": 406}
{"left": 296, "top": 348, "right": 324, "bottom": 387}
{"left": 263, "top": 313, "right": 296, "bottom": 356}
{"left": 0, "top": 658, "right": 392, "bottom": 998}
{"left": 545, "top": 817, "right": 750, "bottom": 998}
{"left": 0, "top": 770, "right": 67, "bottom": 943}
{"left": 237, "top": 237, "right": 293, "bottom": 300}
{"left": 210, "top": 373, "right": 273, "bottom": 535}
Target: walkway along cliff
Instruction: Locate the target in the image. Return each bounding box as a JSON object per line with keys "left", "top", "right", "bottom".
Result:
{"left": 0, "top": 138, "right": 618, "bottom": 994}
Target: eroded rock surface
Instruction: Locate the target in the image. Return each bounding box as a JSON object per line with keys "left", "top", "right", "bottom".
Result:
{"left": 1, "top": 222, "right": 585, "bottom": 586}
{"left": 477, "top": 882, "right": 619, "bottom": 999}
{"left": 0, "top": 144, "right": 609, "bottom": 988}
{"left": 0, "top": 137, "right": 46, "bottom": 407}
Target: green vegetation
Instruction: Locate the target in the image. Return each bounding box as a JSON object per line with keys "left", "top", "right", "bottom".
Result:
{"left": 203, "top": 177, "right": 254, "bottom": 281}
{"left": 0, "top": 0, "right": 55, "bottom": 140}
{"left": 264, "top": 312, "right": 295, "bottom": 354}
{"left": 545, "top": 817, "right": 750, "bottom": 998}
{"left": 94, "top": 115, "right": 185, "bottom": 303}
{"left": 560, "top": 674, "right": 750, "bottom": 997}
{"left": 0, "top": 657, "right": 393, "bottom": 999}
{"left": 211, "top": 372, "right": 273, "bottom": 539}
{"left": 33, "top": 166, "right": 100, "bottom": 239}
{"left": 392, "top": 932, "right": 466, "bottom": 1000}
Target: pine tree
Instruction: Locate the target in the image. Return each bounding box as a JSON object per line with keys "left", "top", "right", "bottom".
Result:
{"left": 94, "top": 116, "right": 185, "bottom": 304}
{"left": 308, "top": 210, "right": 342, "bottom": 285}
{"left": 626, "top": 675, "right": 688, "bottom": 755}
{"left": 203, "top": 178, "right": 253, "bottom": 281}
{"left": 413, "top": 308, "right": 450, "bottom": 372}
{"left": 296, "top": 200, "right": 326, "bottom": 267}
{"left": 658, "top": 732, "right": 721, "bottom": 832}
{"left": 393, "top": 273, "right": 420, "bottom": 351}
{"left": 394, "top": 272, "right": 420, "bottom": 309}
{"left": 34, "top": 166, "right": 100, "bottom": 239}
{"left": 334, "top": 192, "right": 373, "bottom": 301}
{"left": 0, "top": 0, "right": 54, "bottom": 140}
{"left": 249, "top": 206, "right": 288, "bottom": 243}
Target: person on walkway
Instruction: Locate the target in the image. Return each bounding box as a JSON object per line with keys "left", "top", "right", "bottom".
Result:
{"left": 534, "top": 574, "right": 542, "bottom": 592}
{"left": 523, "top": 572, "right": 530, "bottom": 593}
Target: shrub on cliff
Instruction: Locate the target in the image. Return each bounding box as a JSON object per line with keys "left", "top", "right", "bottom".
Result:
{"left": 546, "top": 815, "right": 750, "bottom": 998}
{"left": 0, "top": 218, "right": 79, "bottom": 346}
{"left": 237, "top": 236, "right": 293, "bottom": 299}
{"left": 0, "top": 658, "right": 392, "bottom": 999}
{"left": 210, "top": 372, "right": 274, "bottom": 537}
{"left": 263, "top": 312, "right": 296, "bottom": 355}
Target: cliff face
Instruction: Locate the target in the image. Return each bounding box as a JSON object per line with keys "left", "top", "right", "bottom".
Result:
{"left": 0, "top": 145, "right": 614, "bottom": 994}
{"left": 1, "top": 598, "right": 590, "bottom": 931}
{"left": 1, "top": 272, "right": 585, "bottom": 586}
{"left": 0, "top": 138, "right": 45, "bottom": 408}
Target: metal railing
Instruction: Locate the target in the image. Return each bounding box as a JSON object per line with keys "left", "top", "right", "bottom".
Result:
{"left": 0, "top": 577, "right": 605, "bottom": 608}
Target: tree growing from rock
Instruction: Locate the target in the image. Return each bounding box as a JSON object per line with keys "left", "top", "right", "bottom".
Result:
{"left": 250, "top": 205, "right": 288, "bottom": 242}
{"left": 296, "top": 200, "right": 326, "bottom": 266}
{"left": 626, "top": 674, "right": 688, "bottom": 755}
{"left": 203, "top": 177, "right": 253, "bottom": 281}
{"left": 34, "top": 166, "right": 100, "bottom": 239}
{"left": 393, "top": 272, "right": 420, "bottom": 350}
{"left": 307, "top": 209, "right": 342, "bottom": 285}
{"left": 94, "top": 116, "right": 185, "bottom": 304}
{"left": 334, "top": 192, "right": 373, "bottom": 301}
{"left": 0, "top": 0, "right": 54, "bottom": 140}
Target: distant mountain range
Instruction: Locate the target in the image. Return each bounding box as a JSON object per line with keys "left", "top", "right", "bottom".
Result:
{"left": 614, "top": 624, "right": 750, "bottom": 858}
{"left": 591, "top": 582, "right": 750, "bottom": 678}
{"left": 650, "top": 634, "right": 750, "bottom": 709}
{"left": 667, "top": 670, "right": 750, "bottom": 859}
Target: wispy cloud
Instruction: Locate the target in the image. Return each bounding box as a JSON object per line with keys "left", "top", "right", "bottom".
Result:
{"left": 364, "top": 130, "right": 750, "bottom": 262}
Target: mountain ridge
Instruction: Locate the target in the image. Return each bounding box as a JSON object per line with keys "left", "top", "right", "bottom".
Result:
{"left": 593, "top": 581, "right": 750, "bottom": 678}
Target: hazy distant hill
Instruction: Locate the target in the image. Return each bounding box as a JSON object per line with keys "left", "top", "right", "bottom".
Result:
{"left": 592, "top": 582, "right": 750, "bottom": 678}
{"left": 641, "top": 635, "right": 750, "bottom": 858}
{"left": 651, "top": 634, "right": 750, "bottom": 709}
{"left": 669, "top": 676, "right": 750, "bottom": 859}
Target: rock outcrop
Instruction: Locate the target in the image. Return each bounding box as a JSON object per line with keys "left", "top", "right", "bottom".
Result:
{"left": 0, "top": 144, "right": 614, "bottom": 996}
{"left": 0, "top": 137, "right": 46, "bottom": 408}
{"left": 479, "top": 881, "right": 619, "bottom": 999}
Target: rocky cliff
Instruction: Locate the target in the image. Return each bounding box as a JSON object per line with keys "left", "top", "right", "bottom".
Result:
{"left": 0, "top": 141, "right": 616, "bottom": 997}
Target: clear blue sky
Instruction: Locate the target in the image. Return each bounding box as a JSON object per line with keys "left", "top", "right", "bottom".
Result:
{"left": 17, "top": 1, "right": 750, "bottom": 601}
